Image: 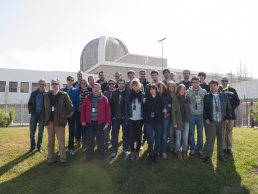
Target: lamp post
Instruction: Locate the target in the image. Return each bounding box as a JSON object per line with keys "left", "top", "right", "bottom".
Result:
{"left": 158, "top": 38, "right": 166, "bottom": 74}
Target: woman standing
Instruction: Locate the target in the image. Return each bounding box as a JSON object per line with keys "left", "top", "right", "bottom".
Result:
{"left": 125, "top": 78, "right": 144, "bottom": 161}
{"left": 158, "top": 82, "right": 172, "bottom": 159}
{"left": 172, "top": 84, "right": 191, "bottom": 161}
{"left": 167, "top": 81, "right": 177, "bottom": 154}
{"left": 145, "top": 83, "right": 165, "bottom": 165}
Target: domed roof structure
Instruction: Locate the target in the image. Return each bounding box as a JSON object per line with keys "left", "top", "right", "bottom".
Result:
{"left": 80, "top": 36, "right": 129, "bottom": 71}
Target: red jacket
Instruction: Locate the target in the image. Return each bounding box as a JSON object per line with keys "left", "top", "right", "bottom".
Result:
{"left": 80, "top": 93, "right": 111, "bottom": 124}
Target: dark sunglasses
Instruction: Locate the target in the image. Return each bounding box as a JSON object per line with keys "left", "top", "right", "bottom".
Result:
{"left": 221, "top": 80, "right": 228, "bottom": 82}
{"left": 67, "top": 79, "right": 74, "bottom": 82}
{"left": 51, "top": 83, "right": 59, "bottom": 85}
{"left": 108, "top": 83, "right": 115, "bottom": 85}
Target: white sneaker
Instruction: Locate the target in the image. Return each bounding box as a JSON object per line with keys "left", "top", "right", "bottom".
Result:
{"left": 57, "top": 152, "right": 60, "bottom": 157}
{"left": 111, "top": 152, "right": 117, "bottom": 158}
{"left": 68, "top": 149, "right": 75, "bottom": 156}
{"left": 124, "top": 150, "right": 129, "bottom": 157}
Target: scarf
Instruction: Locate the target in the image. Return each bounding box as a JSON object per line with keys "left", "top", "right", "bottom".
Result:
{"left": 129, "top": 89, "right": 142, "bottom": 103}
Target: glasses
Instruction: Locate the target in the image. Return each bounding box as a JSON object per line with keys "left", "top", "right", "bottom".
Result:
{"left": 67, "top": 79, "right": 74, "bottom": 82}
{"left": 109, "top": 83, "right": 115, "bottom": 85}
{"left": 51, "top": 83, "right": 59, "bottom": 85}
{"left": 221, "top": 80, "right": 228, "bottom": 82}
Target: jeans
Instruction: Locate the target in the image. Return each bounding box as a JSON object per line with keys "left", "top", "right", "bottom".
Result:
{"left": 112, "top": 117, "right": 128, "bottom": 152}
{"left": 169, "top": 122, "right": 175, "bottom": 149}
{"left": 161, "top": 117, "right": 171, "bottom": 153}
{"left": 68, "top": 111, "right": 76, "bottom": 150}
{"left": 128, "top": 119, "right": 143, "bottom": 152}
{"left": 86, "top": 121, "right": 105, "bottom": 158}
{"left": 189, "top": 114, "right": 204, "bottom": 152}
{"left": 104, "top": 122, "right": 111, "bottom": 147}
{"left": 145, "top": 123, "right": 163, "bottom": 155}
{"left": 175, "top": 122, "right": 189, "bottom": 152}
{"left": 29, "top": 112, "right": 45, "bottom": 149}
{"left": 75, "top": 111, "right": 82, "bottom": 141}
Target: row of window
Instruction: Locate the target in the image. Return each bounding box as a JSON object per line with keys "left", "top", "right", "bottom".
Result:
{"left": 0, "top": 81, "right": 67, "bottom": 93}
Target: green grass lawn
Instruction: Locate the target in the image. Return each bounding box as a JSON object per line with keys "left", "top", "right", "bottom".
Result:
{"left": 0, "top": 127, "right": 257, "bottom": 194}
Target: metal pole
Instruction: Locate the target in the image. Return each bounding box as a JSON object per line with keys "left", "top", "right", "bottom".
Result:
{"left": 161, "top": 41, "right": 163, "bottom": 73}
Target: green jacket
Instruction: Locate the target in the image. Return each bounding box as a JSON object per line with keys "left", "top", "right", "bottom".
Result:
{"left": 172, "top": 96, "right": 191, "bottom": 130}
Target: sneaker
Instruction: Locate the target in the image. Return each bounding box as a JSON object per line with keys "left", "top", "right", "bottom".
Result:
{"left": 140, "top": 146, "right": 143, "bottom": 151}
{"left": 57, "top": 152, "right": 60, "bottom": 157}
{"left": 123, "top": 150, "right": 129, "bottom": 157}
{"left": 111, "top": 152, "right": 117, "bottom": 158}
{"left": 68, "top": 149, "right": 75, "bottom": 156}
{"left": 198, "top": 151, "right": 204, "bottom": 158}
{"left": 190, "top": 150, "right": 195, "bottom": 157}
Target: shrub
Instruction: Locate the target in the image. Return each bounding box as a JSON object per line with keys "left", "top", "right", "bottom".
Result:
{"left": 0, "top": 108, "right": 16, "bottom": 127}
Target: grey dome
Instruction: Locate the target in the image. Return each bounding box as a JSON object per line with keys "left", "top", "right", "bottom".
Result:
{"left": 80, "top": 37, "right": 129, "bottom": 71}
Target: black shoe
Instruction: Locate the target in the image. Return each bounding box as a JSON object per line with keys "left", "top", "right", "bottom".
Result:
{"left": 99, "top": 156, "right": 106, "bottom": 162}
{"left": 223, "top": 149, "right": 227, "bottom": 153}
{"left": 203, "top": 157, "right": 210, "bottom": 164}
{"left": 218, "top": 156, "right": 226, "bottom": 162}
{"left": 38, "top": 149, "right": 43, "bottom": 154}
{"left": 190, "top": 150, "right": 195, "bottom": 157}
{"left": 84, "top": 157, "right": 93, "bottom": 163}
{"left": 45, "top": 161, "right": 55, "bottom": 167}
{"left": 153, "top": 154, "right": 159, "bottom": 164}
{"left": 27, "top": 148, "right": 35, "bottom": 153}
{"left": 227, "top": 149, "right": 233, "bottom": 155}
{"left": 146, "top": 155, "right": 153, "bottom": 165}
{"left": 105, "top": 145, "right": 109, "bottom": 151}
{"left": 60, "top": 162, "right": 67, "bottom": 167}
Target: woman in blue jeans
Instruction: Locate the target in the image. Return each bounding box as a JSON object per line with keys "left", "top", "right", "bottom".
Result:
{"left": 172, "top": 84, "right": 191, "bottom": 161}
{"left": 158, "top": 82, "right": 172, "bottom": 159}
{"left": 144, "top": 83, "right": 166, "bottom": 165}
{"left": 167, "top": 81, "right": 176, "bottom": 154}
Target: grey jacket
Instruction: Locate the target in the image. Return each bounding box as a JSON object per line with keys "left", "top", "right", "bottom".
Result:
{"left": 186, "top": 86, "right": 207, "bottom": 115}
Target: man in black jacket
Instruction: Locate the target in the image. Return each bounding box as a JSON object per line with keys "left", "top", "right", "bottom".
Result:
{"left": 203, "top": 79, "right": 232, "bottom": 164}
{"left": 73, "top": 70, "right": 84, "bottom": 90}
{"left": 27, "top": 79, "right": 47, "bottom": 153}
{"left": 110, "top": 79, "right": 128, "bottom": 158}
{"left": 198, "top": 71, "right": 210, "bottom": 93}
{"left": 219, "top": 76, "right": 240, "bottom": 155}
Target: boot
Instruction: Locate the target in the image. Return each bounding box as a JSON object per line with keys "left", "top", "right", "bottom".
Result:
{"left": 146, "top": 154, "right": 153, "bottom": 165}
{"left": 177, "top": 151, "right": 183, "bottom": 162}
{"left": 153, "top": 154, "right": 159, "bottom": 164}
{"left": 130, "top": 151, "right": 136, "bottom": 161}
{"left": 135, "top": 152, "right": 140, "bottom": 161}
{"left": 182, "top": 150, "right": 187, "bottom": 161}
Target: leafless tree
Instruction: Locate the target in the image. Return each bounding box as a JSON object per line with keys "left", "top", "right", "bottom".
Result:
{"left": 236, "top": 59, "right": 252, "bottom": 82}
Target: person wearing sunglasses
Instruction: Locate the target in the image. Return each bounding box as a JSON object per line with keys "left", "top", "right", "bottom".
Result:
{"left": 103, "top": 79, "right": 116, "bottom": 150}
{"left": 44, "top": 78, "right": 73, "bottom": 167}
{"left": 60, "top": 76, "right": 79, "bottom": 156}
{"left": 27, "top": 79, "right": 47, "bottom": 154}
{"left": 219, "top": 76, "right": 240, "bottom": 155}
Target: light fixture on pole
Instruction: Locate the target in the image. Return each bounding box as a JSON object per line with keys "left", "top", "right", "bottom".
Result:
{"left": 158, "top": 38, "right": 166, "bottom": 74}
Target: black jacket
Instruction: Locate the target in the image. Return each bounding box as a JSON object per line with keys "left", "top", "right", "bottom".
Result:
{"left": 144, "top": 95, "right": 164, "bottom": 124}
{"left": 110, "top": 89, "right": 126, "bottom": 118}
{"left": 96, "top": 80, "right": 108, "bottom": 92}
{"left": 200, "top": 82, "right": 210, "bottom": 93}
{"left": 219, "top": 86, "right": 240, "bottom": 120}
{"left": 203, "top": 91, "right": 232, "bottom": 122}
{"left": 28, "top": 89, "right": 47, "bottom": 115}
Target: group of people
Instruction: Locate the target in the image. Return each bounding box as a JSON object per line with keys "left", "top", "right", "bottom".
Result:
{"left": 27, "top": 68, "right": 240, "bottom": 167}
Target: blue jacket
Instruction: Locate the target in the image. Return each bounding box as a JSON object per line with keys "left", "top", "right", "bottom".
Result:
{"left": 61, "top": 86, "right": 79, "bottom": 112}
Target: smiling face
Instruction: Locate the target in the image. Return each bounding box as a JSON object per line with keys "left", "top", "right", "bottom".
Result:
{"left": 179, "top": 86, "right": 186, "bottom": 96}
{"left": 221, "top": 77, "right": 229, "bottom": 88}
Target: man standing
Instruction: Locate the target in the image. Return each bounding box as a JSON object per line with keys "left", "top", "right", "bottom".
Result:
{"left": 125, "top": 70, "right": 144, "bottom": 95}
{"left": 44, "top": 78, "right": 73, "bottom": 167}
{"left": 145, "top": 70, "right": 161, "bottom": 97}
{"left": 219, "top": 76, "right": 240, "bottom": 155}
{"left": 103, "top": 79, "right": 116, "bottom": 150}
{"left": 178, "top": 69, "right": 191, "bottom": 90}
{"left": 170, "top": 72, "right": 176, "bottom": 82}
{"left": 61, "top": 76, "right": 79, "bottom": 156}
{"left": 198, "top": 71, "right": 210, "bottom": 93}
{"left": 203, "top": 79, "right": 232, "bottom": 164}
{"left": 110, "top": 79, "right": 128, "bottom": 158}
{"left": 28, "top": 79, "right": 47, "bottom": 153}
{"left": 96, "top": 71, "right": 108, "bottom": 92}
{"left": 187, "top": 76, "right": 207, "bottom": 157}
{"left": 139, "top": 69, "right": 150, "bottom": 89}
{"left": 73, "top": 70, "right": 84, "bottom": 90}
{"left": 114, "top": 72, "right": 122, "bottom": 88}
{"left": 87, "top": 76, "right": 95, "bottom": 92}
{"left": 162, "top": 69, "right": 171, "bottom": 85}
{"left": 81, "top": 83, "right": 111, "bottom": 163}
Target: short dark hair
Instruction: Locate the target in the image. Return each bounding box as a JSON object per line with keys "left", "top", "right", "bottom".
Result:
{"left": 117, "top": 79, "right": 125, "bottom": 83}
{"left": 163, "top": 69, "right": 170, "bottom": 75}
{"left": 147, "top": 83, "right": 159, "bottom": 97}
{"left": 108, "top": 79, "right": 116, "bottom": 83}
{"left": 191, "top": 76, "right": 200, "bottom": 82}
{"left": 198, "top": 71, "right": 206, "bottom": 79}
{"left": 151, "top": 70, "right": 159, "bottom": 76}
{"left": 66, "top": 75, "right": 74, "bottom": 80}
{"left": 183, "top": 69, "right": 190, "bottom": 74}
{"left": 88, "top": 75, "right": 94, "bottom": 81}
{"left": 208, "top": 79, "right": 219, "bottom": 86}
{"left": 98, "top": 71, "right": 105, "bottom": 76}
{"left": 127, "top": 70, "right": 135, "bottom": 76}
{"left": 139, "top": 69, "right": 147, "bottom": 75}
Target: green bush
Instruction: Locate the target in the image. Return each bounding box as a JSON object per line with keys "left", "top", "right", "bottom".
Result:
{"left": 0, "top": 108, "right": 16, "bottom": 127}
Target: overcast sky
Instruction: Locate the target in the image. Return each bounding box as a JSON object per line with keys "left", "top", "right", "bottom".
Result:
{"left": 0, "top": 0, "right": 258, "bottom": 78}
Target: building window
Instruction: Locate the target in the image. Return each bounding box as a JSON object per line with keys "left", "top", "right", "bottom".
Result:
{"left": 0, "top": 81, "right": 6, "bottom": 92}
{"left": 32, "top": 83, "right": 38, "bottom": 91}
{"left": 21, "top": 82, "right": 29, "bottom": 93}
{"left": 9, "top": 82, "right": 18, "bottom": 92}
